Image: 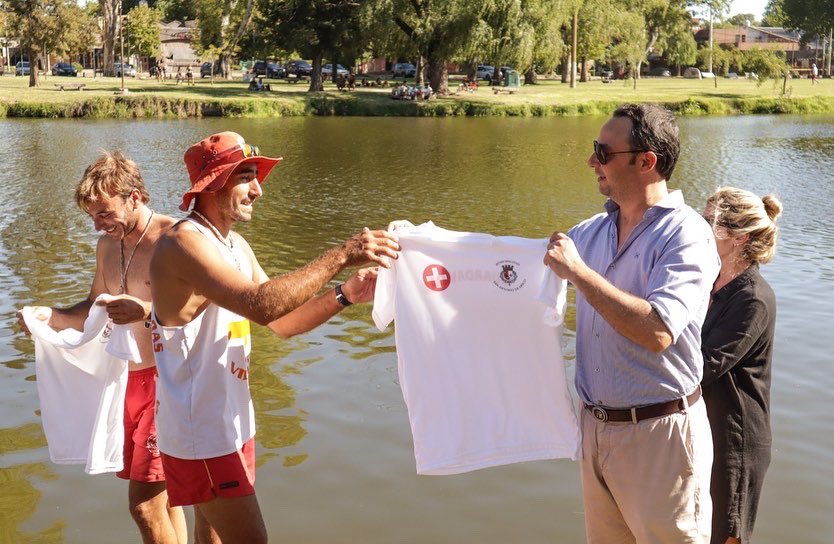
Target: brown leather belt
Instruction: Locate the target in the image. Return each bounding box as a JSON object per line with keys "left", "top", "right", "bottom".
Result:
{"left": 585, "top": 387, "right": 701, "bottom": 423}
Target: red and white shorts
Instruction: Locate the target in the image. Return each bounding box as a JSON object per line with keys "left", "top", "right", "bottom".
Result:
{"left": 160, "top": 438, "right": 256, "bottom": 507}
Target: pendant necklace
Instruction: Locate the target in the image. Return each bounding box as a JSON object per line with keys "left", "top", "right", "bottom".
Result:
{"left": 120, "top": 210, "right": 155, "bottom": 295}
{"left": 190, "top": 210, "right": 240, "bottom": 270}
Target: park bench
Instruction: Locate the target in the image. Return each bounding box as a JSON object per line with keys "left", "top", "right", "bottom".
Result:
{"left": 54, "top": 83, "right": 86, "bottom": 91}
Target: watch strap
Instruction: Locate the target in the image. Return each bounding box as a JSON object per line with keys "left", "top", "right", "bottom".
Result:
{"left": 335, "top": 284, "right": 353, "bottom": 307}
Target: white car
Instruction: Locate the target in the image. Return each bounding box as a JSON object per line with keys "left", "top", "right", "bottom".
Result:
{"left": 114, "top": 63, "right": 137, "bottom": 77}
{"left": 476, "top": 64, "right": 495, "bottom": 81}
{"left": 322, "top": 63, "right": 349, "bottom": 77}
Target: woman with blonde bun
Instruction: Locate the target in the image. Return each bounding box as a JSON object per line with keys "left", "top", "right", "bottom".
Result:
{"left": 701, "top": 187, "right": 783, "bottom": 544}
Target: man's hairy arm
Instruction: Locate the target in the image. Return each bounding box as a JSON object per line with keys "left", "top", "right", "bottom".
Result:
{"left": 154, "top": 227, "right": 397, "bottom": 326}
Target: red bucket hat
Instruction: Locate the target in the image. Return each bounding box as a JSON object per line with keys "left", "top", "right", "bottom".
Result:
{"left": 180, "top": 131, "right": 282, "bottom": 211}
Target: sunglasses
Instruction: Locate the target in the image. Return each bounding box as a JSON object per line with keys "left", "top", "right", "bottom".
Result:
{"left": 205, "top": 143, "right": 261, "bottom": 166}
{"left": 593, "top": 140, "right": 650, "bottom": 165}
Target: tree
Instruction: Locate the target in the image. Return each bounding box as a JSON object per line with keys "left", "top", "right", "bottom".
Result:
{"left": 467, "top": 0, "right": 529, "bottom": 86}
{"left": 7, "top": 0, "right": 92, "bottom": 86}
{"left": 192, "top": 0, "right": 255, "bottom": 78}
{"left": 761, "top": 0, "right": 786, "bottom": 27}
{"left": 741, "top": 47, "right": 790, "bottom": 82}
{"left": 125, "top": 4, "right": 162, "bottom": 66}
{"left": 260, "top": 0, "right": 373, "bottom": 92}
{"left": 607, "top": 9, "right": 646, "bottom": 88}
{"left": 726, "top": 13, "right": 756, "bottom": 26}
{"left": 663, "top": 28, "right": 696, "bottom": 74}
{"left": 577, "top": 0, "right": 618, "bottom": 82}
{"left": 523, "top": 0, "right": 569, "bottom": 83}
{"left": 51, "top": 1, "right": 99, "bottom": 61}
{"left": 780, "top": 0, "right": 834, "bottom": 36}
{"left": 389, "top": 0, "right": 485, "bottom": 94}
{"left": 99, "top": 0, "right": 120, "bottom": 77}
{"left": 615, "top": 0, "right": 695, "bottom": 81}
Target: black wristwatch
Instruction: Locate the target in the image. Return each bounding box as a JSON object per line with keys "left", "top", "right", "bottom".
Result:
{"left": 335, "top": 284, "right": 353, "bottom": 307}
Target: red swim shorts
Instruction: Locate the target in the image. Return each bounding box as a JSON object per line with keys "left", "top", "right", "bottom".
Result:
{"left": 117, "top": 367, "right": 165, "bottom": 482}
{"left": 161, "top": 438, "right": 256, "bottom": 507}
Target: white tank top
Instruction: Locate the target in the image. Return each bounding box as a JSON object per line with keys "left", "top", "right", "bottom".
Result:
{"left": 152, "top": 218, "right": 256, "bottom": 459}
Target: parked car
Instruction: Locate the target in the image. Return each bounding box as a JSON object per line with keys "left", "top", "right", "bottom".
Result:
{"left": 476, "top": 64, "right": 495, "bottom": 81}
{"left": 391, "top": 62, "right": 416, "bottom": 78}
{"left": 648, "top": 67, "right": 671, "bottom": 77}
{"left": 52, "top": 62, "right": 77, "bottom": 77}
{"left": 322, "top": 63, "right": 349, "bottom": 77}
{"left": 266, "top": 62, "right": 285, "bottom": 78}
{"left": 286, "top": 59, "right": 312, "bottom": 77}
{"left": 114, "top": 63, "right": 136, "bottom": 77}
{"left": 725, "top": 72, "right": 739, "bottom": 79}
{"left": 701, "top": 71, "right": 716, "bottom": 78}
{"left": 682, "top": 67, "right": 702, "bottom": 79}
{"left": 15, "top": 61, "right": 31, "bottom": 76}
{"left": 253, "top": 61, "right": 285, "bottom": 78}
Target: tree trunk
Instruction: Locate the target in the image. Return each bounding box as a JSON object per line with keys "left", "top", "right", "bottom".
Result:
{"left": 427, "top": 57, "right": 448, "bottom": 95}
{"left": 100, "top": 0, "right": 120, "bottom": 77}
{"left": 416, "top": 55, "right": 425, "bottom": 86}
{"left": 524, "top": 67, "right": 537, "bottom": 85}
{"left": 27, "top": 45, "right": 40, "bottom": 87}
{"left": 580, "top": 56, "right": 588, "bottom": 83}
{"left": 561, "top": 58, "right": 568, "bottom": 83}
{"left": 570, "top": 9, "right": 578, "bottom": 88}
{"left": 332, "top": 52, "right": 339, "bottom": 84}
{"left": 309, "top": 50, "right": 324, "bottom": 92}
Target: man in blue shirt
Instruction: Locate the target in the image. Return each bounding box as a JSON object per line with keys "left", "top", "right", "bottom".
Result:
{"left": 545, "top": 103, "right": 720, "bottom": 543}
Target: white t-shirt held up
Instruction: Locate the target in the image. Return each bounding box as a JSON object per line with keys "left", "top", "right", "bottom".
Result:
{"left": 373, "top": 222, "right": 580, "bottom": 475}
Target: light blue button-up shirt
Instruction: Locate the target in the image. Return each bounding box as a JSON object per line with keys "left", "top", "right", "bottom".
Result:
{"left": 568, "top": 190, "right": 720, "bottom": 408}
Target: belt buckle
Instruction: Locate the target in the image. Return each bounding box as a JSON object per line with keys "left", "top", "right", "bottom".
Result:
{"left": 591, "top": 406, "right": 608, "bottom": 422}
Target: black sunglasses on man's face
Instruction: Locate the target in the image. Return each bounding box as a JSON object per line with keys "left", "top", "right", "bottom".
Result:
{"left": 593, "top": 140, "right": 650, "bottom": 165}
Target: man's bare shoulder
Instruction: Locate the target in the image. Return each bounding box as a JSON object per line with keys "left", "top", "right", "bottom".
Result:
{"left": 95, "top": 232, "right": 118, "bottom": 257}
{"left": 156, "top": 214, "right": 179, "bottom": 231}
{"left": 156, "top": 220, "right": 224, "bottom": 266}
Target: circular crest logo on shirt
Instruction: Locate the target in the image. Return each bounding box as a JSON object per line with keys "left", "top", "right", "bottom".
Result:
{"left": 423, "top": 264, "right": 451, "bottom": 291}
{"left": 493, "top": 260, "right": 526, "bottom": 292}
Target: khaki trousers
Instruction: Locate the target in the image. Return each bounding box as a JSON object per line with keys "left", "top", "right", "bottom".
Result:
{"left": 580, "top": 398, "right": 713, "bottom": 544}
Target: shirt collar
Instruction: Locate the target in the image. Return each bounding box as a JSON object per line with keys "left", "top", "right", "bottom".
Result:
{"left": 604, "top": 188, "right": 683, "bottom": 218}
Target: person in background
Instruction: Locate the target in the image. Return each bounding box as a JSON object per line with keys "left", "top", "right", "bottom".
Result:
{"left": 701, "top": 187, "right": 782, "bottom": 544}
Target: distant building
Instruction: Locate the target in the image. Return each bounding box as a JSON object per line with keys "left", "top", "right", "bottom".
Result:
{"left": 695, "top": 24, "right": 826, "bottom": 66}
{"left": 159, "top": 20, "right": 199, "bottom": 68}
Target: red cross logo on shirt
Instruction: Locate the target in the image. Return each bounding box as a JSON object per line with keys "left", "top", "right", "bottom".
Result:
{"left": 423, "top": 264, "right": 451, "bottom": 291}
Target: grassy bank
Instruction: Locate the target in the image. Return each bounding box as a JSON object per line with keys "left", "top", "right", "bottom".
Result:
{"left": 2, "top": 74, "right": 834, "bottom": 118}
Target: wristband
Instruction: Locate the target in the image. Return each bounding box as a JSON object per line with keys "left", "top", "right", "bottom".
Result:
{"left": 335, "top": 284, "right": 353, "bottom": 307}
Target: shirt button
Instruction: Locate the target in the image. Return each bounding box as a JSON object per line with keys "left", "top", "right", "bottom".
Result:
{"left": 595, "top": 368, "right": 600, "bottom": 373}
{"left": 595, "top": 333, "right": 600, "bottom": 338}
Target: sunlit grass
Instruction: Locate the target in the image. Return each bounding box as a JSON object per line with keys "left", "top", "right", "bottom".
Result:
{"left": 2, "top": 73, "right": 834, "bottom": 118}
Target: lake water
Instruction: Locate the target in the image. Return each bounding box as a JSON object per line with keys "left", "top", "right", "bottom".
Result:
{"left": 0, "top": 114, "right": 832, "bottom": 543}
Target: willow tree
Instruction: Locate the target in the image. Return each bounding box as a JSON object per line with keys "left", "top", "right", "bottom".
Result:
{"left": 577, "top": 0, "right": 618, "bottom": 82}
{"left": 523, "top": 0, "right": 569, "bottom": 84}
{"left": 390, "top": 0, "right": 484, "bottom": 94}
{"left": 619, "top": 0, "right": 691, "bottom": 80}
{"left": 607, "top": 9, "right": 646, "bottom": 88}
